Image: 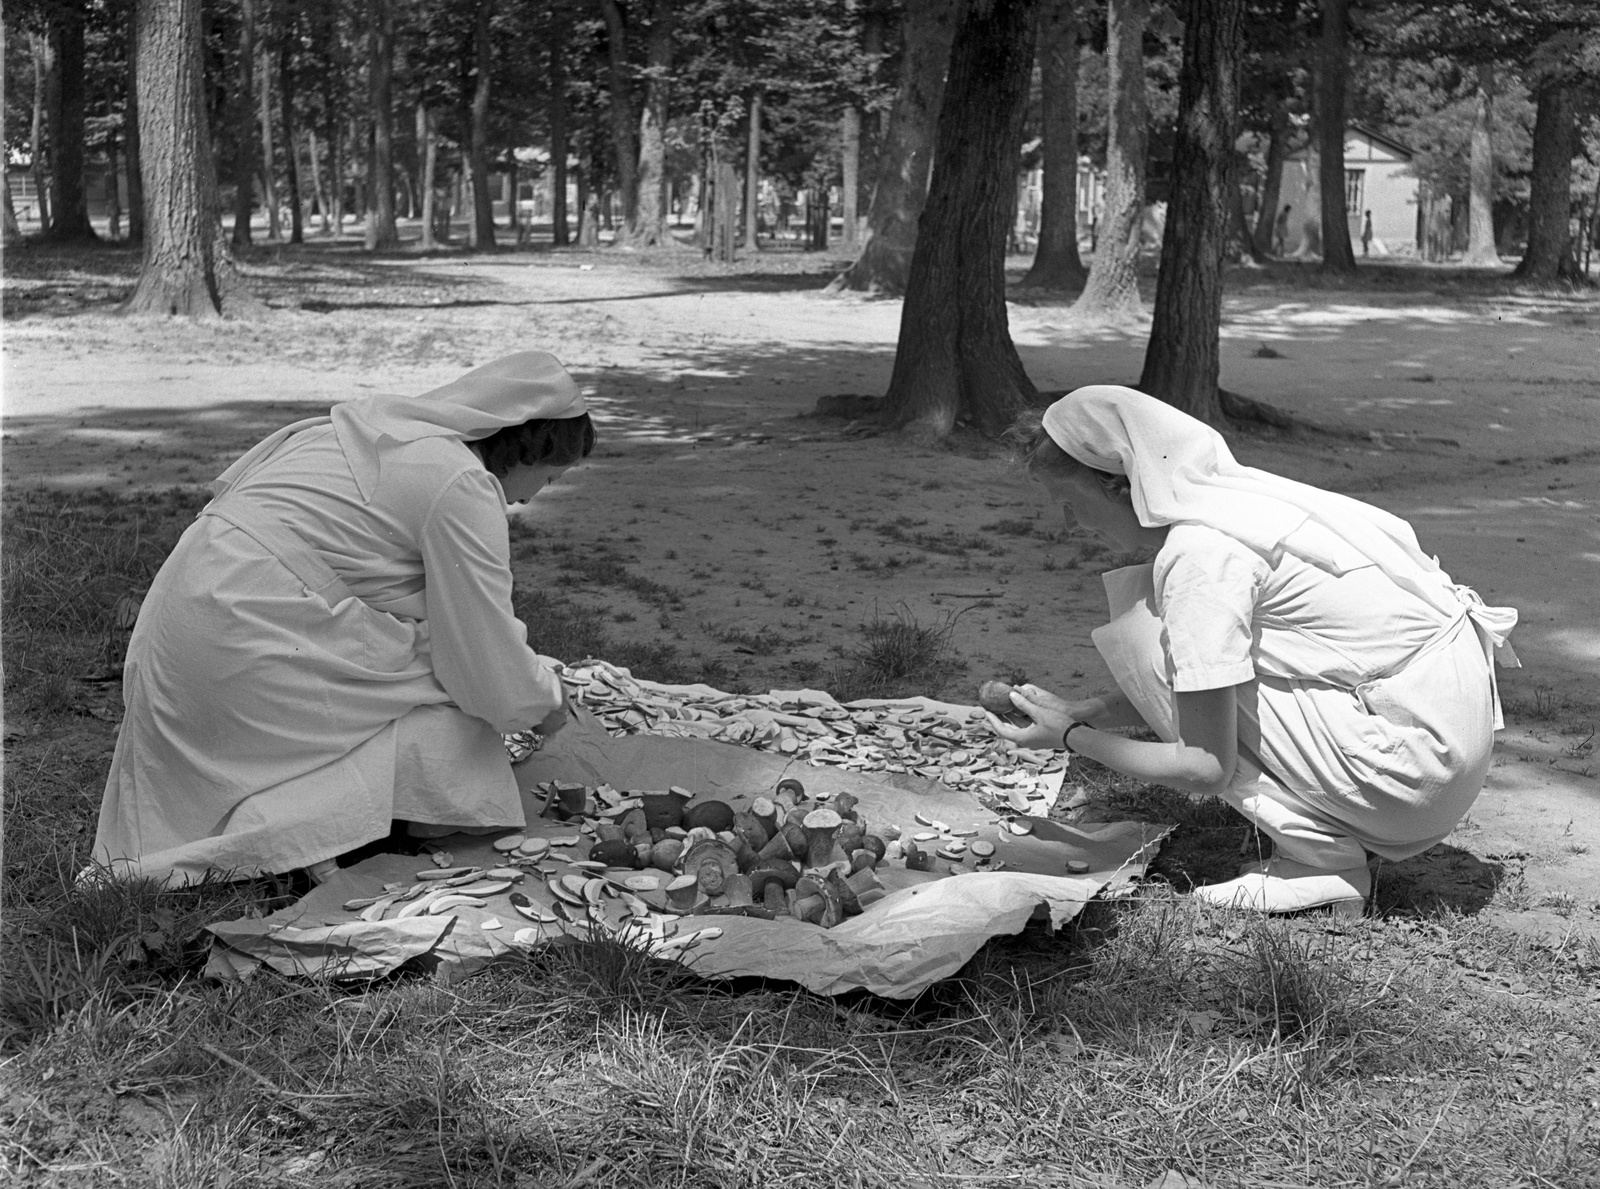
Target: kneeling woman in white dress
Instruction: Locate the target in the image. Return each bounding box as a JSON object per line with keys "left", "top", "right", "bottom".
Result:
{"left": 92, "top": 352, "right": 590, "bottom": 886}
{"left": 989, "top": 386, "right": 1518, "bottom": 914}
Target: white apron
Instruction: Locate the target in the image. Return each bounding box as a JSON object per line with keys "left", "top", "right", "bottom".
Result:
{"left": 1091, "top": 564, "right": 1499, "bottom": 864}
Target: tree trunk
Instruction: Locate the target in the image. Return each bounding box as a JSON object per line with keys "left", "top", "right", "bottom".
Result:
{"left": 308, "top": 128, "right": 329, "bottom": 233}
{"left": 595, "top": 0, "right": 638, "bottom": 229}
{"left": 1138, "top": 0, "right": 1243, "bottom": 421}
{"left": 230, "top": 0, "right": 257, "bottom": 248}
{"left": 125, "top": 0, "right": 255, "bottom": 316}
{"left": 45, "top": 3, "right": 97, "bottom": 242}
{"left": 1461, "top": 62, "right": 1499, "bottom": 266}
{"left": 881, "top": 0, "right": 1040, "bottom": 439}
{"left": 505, "top": 160, "right": 518, "bottom": 231}
{"left": 840, "top": 106, "right": 861, "bottom": 248}
{"left": 549, "top": 4, "right": 569, "bottom": 246}
{"left": 1072, "top": 0, "right": 1147, "bottom": 321}
{"left": 124, "top": 11, "right": 147, "bottom": 243}
{"left": 1021, "top": 0, "right": 1087, "bottom": 289}
{"left": 106, "top": 136, "right": 123, "bottom": 238}
{"left": 1, "top": 23, "right": 18, "bottom": 244}
{"left": 1251, "top": 104, "right": 1288, "bottom": 257}
{"left": 30, "top": 34, "right": 52, "bottom": 231}
{"left": 1513, "top": 81, "right": 1579, "bottom": 283}
{"left": 280, "top": 31, "right": 302, "bottom": 244}
{"left": 258, "top": 42, "right": 281, "bottom": 241}
{"left": 365, "top": 0, "right": 399, "bottom": 249}
{"left": 831, "top": 0, "right": 958, "bottom": 294}
{"left": 624, "top": 0, "right": 672, "bottom": 245}
{"left": 331, "top": 119, "right": 345, "bottom": 230}
{"left": 743, "top": 90, "right": 762, "bottom": 249}
{"left": 468, "top": 0, "right": 496, "bottom": 249}
{"left": 417, "top": 104, "right": 436, "bottom": 249}
{"left": 1315, "top": 0, "right": 1355, "bottom": 273}
{"left": 3, "top": 175, "right": 20, "bottom": 244}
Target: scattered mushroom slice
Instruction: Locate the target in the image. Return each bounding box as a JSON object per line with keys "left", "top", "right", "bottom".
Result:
{"left": 448, "top": 879, "right": 514, "bottom": 898}
{"left": 359, "top": 894, "right": 404, "bottom": 922}
{"left": 343, "top": 895, "right": 387, "bottom": 911}
{"left": 492, "top": 834, "right": 526, "bottom": 852}
{"left": 508, "top": 893, "right": 559, "bottom": 924}
{"left": 415, "top": 866, "right": 480, "bottom": 882}
{"left": 548, "top": 878, "right": 587, "bottom": 907}
{"left": 1008, "top": 819, "right": 1035, "bottom": 836}
{"left": 480, "top": 917, "right": 503, "bottom": 930}
{"left": 512, "top": 927, "right": 542, "bottom": 946}
{"left": 969, "top": 840, "right": 996, "bottom": 858}
{"left": 1067, "top": 860, "right": 1092, "bottom": 874}
{"left": 913, "top": 831, "right": 940, "bottom": 842}
{"left": 483, "top": 868, "right": 525, "bottom": 882}
{"left": 427, "top": 894, "right": 486, "bottom": 915}
{"left": 623, "top": 873, "right": 661, "bottom": 891}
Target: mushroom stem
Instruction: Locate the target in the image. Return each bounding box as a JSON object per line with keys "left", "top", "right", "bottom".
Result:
{"left": 802, "top": 808, "right": 844, "bottom": 872}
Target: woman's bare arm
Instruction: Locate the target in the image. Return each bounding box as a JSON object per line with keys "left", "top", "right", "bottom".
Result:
{"left": 988, "top": 684, "right": 1240, "bottom": 798}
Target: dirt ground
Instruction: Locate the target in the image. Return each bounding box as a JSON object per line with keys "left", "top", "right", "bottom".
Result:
{"left": 3, "top": 239, "right": 1596, "bottom": 940}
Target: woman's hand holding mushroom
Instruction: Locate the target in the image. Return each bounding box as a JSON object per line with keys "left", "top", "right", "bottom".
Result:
{"left": 984, "top": 683, "right": 1087, "bottom": 751}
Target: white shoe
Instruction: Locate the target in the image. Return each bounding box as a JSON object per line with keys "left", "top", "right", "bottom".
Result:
{"left": 1194, "top": 858, "right": 1370, "bottom": 917}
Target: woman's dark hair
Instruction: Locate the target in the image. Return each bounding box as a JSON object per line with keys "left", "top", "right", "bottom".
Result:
{"left": 1002, "top": 409, "right": 1131, "bottom": 496}
{"left": 473, "top": 413, "right": 596, "bottom": 477}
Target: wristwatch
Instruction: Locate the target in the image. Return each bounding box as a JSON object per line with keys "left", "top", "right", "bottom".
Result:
{"left": 1062, "top": 720, "right": 1091, "bottom": 752}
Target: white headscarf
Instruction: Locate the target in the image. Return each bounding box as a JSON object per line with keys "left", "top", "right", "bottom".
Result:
{"left": 1041, "top": 385, "right": 1518, "bottom": 659}
{"left": 213, "top": 352, "right": 588, "bottom": 502}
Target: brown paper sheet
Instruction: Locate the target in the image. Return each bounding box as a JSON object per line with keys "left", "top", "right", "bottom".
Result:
{"left": 206, "top": 710, "right": 1167, "bottom": 997}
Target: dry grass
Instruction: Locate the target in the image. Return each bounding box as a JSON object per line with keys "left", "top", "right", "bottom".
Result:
{"left": 5, "top": 490, "right": 1599, "bottom": 1187}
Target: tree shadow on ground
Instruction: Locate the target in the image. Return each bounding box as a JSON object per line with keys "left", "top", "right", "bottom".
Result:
{"left": 1372, "top": 845, "right": 1506, "bottom": 917}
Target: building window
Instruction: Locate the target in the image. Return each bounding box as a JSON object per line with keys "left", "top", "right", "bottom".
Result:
{"left": 1345, "top": 169, "right": 1365, "bottom": 212}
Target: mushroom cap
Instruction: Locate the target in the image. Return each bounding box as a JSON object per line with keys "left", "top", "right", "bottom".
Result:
{"left": 803, "top": 808, "right": 842, "bottom": 830}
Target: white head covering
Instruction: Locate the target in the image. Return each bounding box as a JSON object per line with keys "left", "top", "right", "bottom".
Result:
{"left": 213, "top": 352, "right": 588, "bottom": 502}
{"left": 1041, "top": 385, "right": 1517, "bottom": 658}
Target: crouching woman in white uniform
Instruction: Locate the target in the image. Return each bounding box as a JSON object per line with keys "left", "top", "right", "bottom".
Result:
{"left": 988, "top": 386, "right": 1519, "bottom": 915}
{"left": 92, "top": 352, "right": 592, "bottom": 887}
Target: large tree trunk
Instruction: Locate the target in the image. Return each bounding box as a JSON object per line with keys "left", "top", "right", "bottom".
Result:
{"left": 469, "top": 0, "right": 496, "bottom": 249}
{"left": 840, "top": 106, "right": 861, "bottom": 248}
{"left": 1463, "top": 62, "right": 1498, "bottom": 267}
{"left": 549, "top": 4, "right": 569, "bottom": 246}
{"left": 1251, "top": 104, "right": 1288, "bottom": 257}
{"left": 125, "top": 0, "right": 254, "bottom": 317}
{"left": 627, "top": 0, "right": 673, "bottom": 245}
{"left": 1513, "top": 81, "right": 1579, "bottom": 283}
{"left": 831, "top": 0, "right": 958, "bottom": 294}
{"left": 1021, "top": 0, "right": 1086, "bottom": 289}
{"left": 1315, "top": 0, "right": 1355, "bottom": 273}
{"left": 280, "top": 30, "right": 302, "bottom": 244}
{"left": 45, "top": 3, "right": 97, "bottom": 242}
{"left": 1138, "top": 0, "right": 1243, "bottom": 422}
{"left": 743, "top": 90, "right": 762, "bottom": 249}
{"left": 1072, "top": 0, "right": 1147, "bottom": 321}
{"left": 417, "top": 104, "right": 436, "bottom": 249}
{"left": 595, "top": 0, "right": 638, "bottom": 230}
{"left": 230, "top": 0, "right": 257, "bottom": 248}
{"left": 881, "top": 0, "right": 1040, "bottom": 439}
{"left": 365, "top": 0, "right": 399, "bottom": 249}
{"left": 258, "top": 42, "right": 281, "bottom": 241}
{"left": 30, "top": 34, "right": 53, "bottom": 232}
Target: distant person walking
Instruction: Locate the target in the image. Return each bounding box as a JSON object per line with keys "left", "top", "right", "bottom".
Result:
{"left": 1361, "top": 210, "right": 1374, "bottom": 257}
{"left": 1272, "top": 204, "right": 1292, "bottom": 256}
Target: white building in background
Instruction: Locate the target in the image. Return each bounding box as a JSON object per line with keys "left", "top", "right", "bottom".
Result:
{"left": 1277, "top": 123, "right": 1420, "bottom": 256}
